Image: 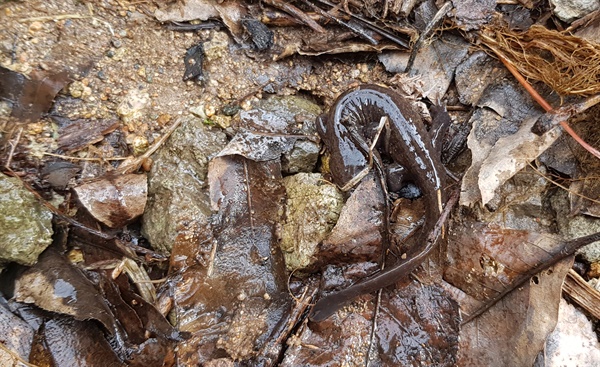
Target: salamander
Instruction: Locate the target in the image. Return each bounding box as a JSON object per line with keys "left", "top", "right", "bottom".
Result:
{"left": 310, "top": 84, "right": 446, "bottom": 322}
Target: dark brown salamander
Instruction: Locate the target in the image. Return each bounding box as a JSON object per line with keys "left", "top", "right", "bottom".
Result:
{"left": 311, "top": 84, "right": 446, "bottom": 322}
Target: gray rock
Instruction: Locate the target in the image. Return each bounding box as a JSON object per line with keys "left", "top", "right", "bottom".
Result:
{"left": 550, "top": 0, "right": 599, "bottom": 23}
{"left": 0, "top": 173, "right": 53, "bottom": 267}
{"left": 234, "top": 95, "right": 321, "bottom": 173}
{"left": 281, "top": 139, "right": 320, "bottom": 174}
{"left": 141, "top": 117, "right": 227, "bottom": 253}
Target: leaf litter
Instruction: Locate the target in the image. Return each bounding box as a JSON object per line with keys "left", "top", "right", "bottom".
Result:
{"left": 2, "top": 0, "right": 600, "bottom": 366}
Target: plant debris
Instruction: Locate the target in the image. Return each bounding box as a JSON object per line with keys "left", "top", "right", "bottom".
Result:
{"left": 3, "top": 0, "right": 600, "bottom": 366}
{"left": 481, "top": 24, "right": 600, "bottom": 96}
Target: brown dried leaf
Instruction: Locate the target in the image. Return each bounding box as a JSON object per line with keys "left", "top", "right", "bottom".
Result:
{"left": 457, "top": 258, "right": 572, "bottom": 367}
{"left": 445, "top": 223, "right": 564, "bottom": 303}
{"left": 443, "top": 223, "right": 574, "bottom": 366}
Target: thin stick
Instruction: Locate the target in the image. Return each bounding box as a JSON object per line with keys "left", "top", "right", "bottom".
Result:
{"left": 42, "top": 152, "right": 128, "bottom": 161}
{"left": 491, "top": 44, "right": 600, "bottom": 160}
{"left": 527, "top": 162, "right": 600, "bottom": 206}
{"left": 262, "top": 0, "right": 326, "bottom": 33}
{"left": 4, "top": 127, "right": 22, "bottom": 169}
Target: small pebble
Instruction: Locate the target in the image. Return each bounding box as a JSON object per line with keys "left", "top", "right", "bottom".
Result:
{"left": 28, "top": 21, "right": 43, "bottom": 33}
{"left": 157, "top": 113, "right": 171, "bottom": 126}
{"left": 111, "top": 39, "right": 122, "bottom": 48}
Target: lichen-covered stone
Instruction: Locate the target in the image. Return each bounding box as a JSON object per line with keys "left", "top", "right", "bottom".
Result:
{"left": 280, "top": 173, "right": 343, "bottom": 270}
{"left": 141, "top": 117, "right": 227, "bottom": 253}
{"left": 0, "top": 173, "right": 53, "bottom": 266}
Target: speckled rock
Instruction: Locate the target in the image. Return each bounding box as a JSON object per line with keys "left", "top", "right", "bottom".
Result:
{"left": 0, "top": 173, "right": 53, "bottom": 267}
{"left": 549, "top": 0, "right": 599, "bottom": 22}
{"left": 237, "top": 95, "right": 322, "bottom": 174}
{"left": 141, "top": 117, "right": 227, "bottom": 253}
{"left": 280, "top": 173, "right": 343, "bottom": 270}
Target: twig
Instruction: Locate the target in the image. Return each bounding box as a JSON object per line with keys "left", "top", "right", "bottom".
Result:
{"left": 0, "top": 341, "right": 39, "bottom": 367}
{"left": 4, "top": 126, "right": 22, "bottom": 169}
{"left": 42, "top": 151, "right": 128, "bottom": 161}
{"left": 300, "top": 0, "right": 378, "bottom": 45}
{"left": 365, "top": 288, "right": 382, "bottom": 367}
{"left": 485, "top": 40, "right": 600, "bottom": 160}
{"left": 3, "top": 166, "right": 115, "bottom": 240}
{"left": 405, "top": 2, "right": 453, "bottom": 73}
{"left": 527, "top": 162, "right": 600, "bottom": 206}
{"left": 314, "top": 0, "right": 409, "bottom": 48}
{"left": 262, "top": 0, "right": 326, "bottom": 33}
{"left": 117, "top": 117, "right": 182, "bottom": 174}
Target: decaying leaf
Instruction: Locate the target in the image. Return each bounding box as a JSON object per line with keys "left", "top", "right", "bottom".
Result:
{"left": 318, "top": 173, "right": 384, "bottom": 266}
{"left": 0, "top": 66, "right": 71, "bottom": 121}
{"left": 74, "top": 173, "right": 148, "bottom": 228}
{"left": 0, "top": 299, "right": 34, "bottom": 367}
{"left": 376, "top": 282, "right": 460, "bottom": 366}
{"left": 57, "top": 118, "right": 120, "bottom": 153}
{"left": 40, "top": 160, "right": 81, "bottom": 190}
{"left": 282, "top": 275, "right": 459, "bottom": 365}
{"left": 444, "top": 222, "right": 576, "bottom": 366}
{"left": 13, "top": 247, "right": 125, "bottom": 341}
{"left": 407, "top": 34, "right": 470, "bottom": 102}
{"left": 281, "top": 306, "right": 373, "bottom": 366}
{"left": 457, "top": 258, "right": 572, "bottom": 367}
{"left": 460, "top": 80, "right": 558, "bottom": 206}
{"left": 172, "top": 155, "right": 291, "bottom": 365}
{"left": 29, "top": 316, "right": 125, "bottom": 367}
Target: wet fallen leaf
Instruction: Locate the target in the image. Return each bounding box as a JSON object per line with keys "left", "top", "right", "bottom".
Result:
{"left": 13, "top": 247, "right": 125, "bottom": 341}
{"left": 0, "top": 298, "right": 34, "bottom": 366}
{"left": 74, "top": 173, "right": 148, "bottom": 228}
{"left": 376, "top": 282, "right": 460, "bottom": 366}
{"left": 216, "top": 129, "right": 297, "bottom": 161}
{"left": 40, "top": 160, "right": 81, "bottom": 190}
{"left": 172, "top": 155, "right": 291, "bottom": 365}
{"left": 459, "top": 80, "right": 559, "bottom": 206}
{"left": 281, "top": 308, "right": 373, "bottom": 366}
{"left": 443, "top": 222, "right": 575, "bottom": 366}
{"left": 319, "top": 173, "right": 384, "bottom": 266}
{"left": 29, "top": 316, "right": 125, "bottom": 367}
{"left": 57, "top": 118, "right": 120, "bottom": 153}
{"left": 458, "top": 258, "right": 572, "bottom": 367}
{"left": 0, "top": 66, "right": 71, "bottom": 121}
{"left": 445, "top": 223, "right": 565, "bottom": 302}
